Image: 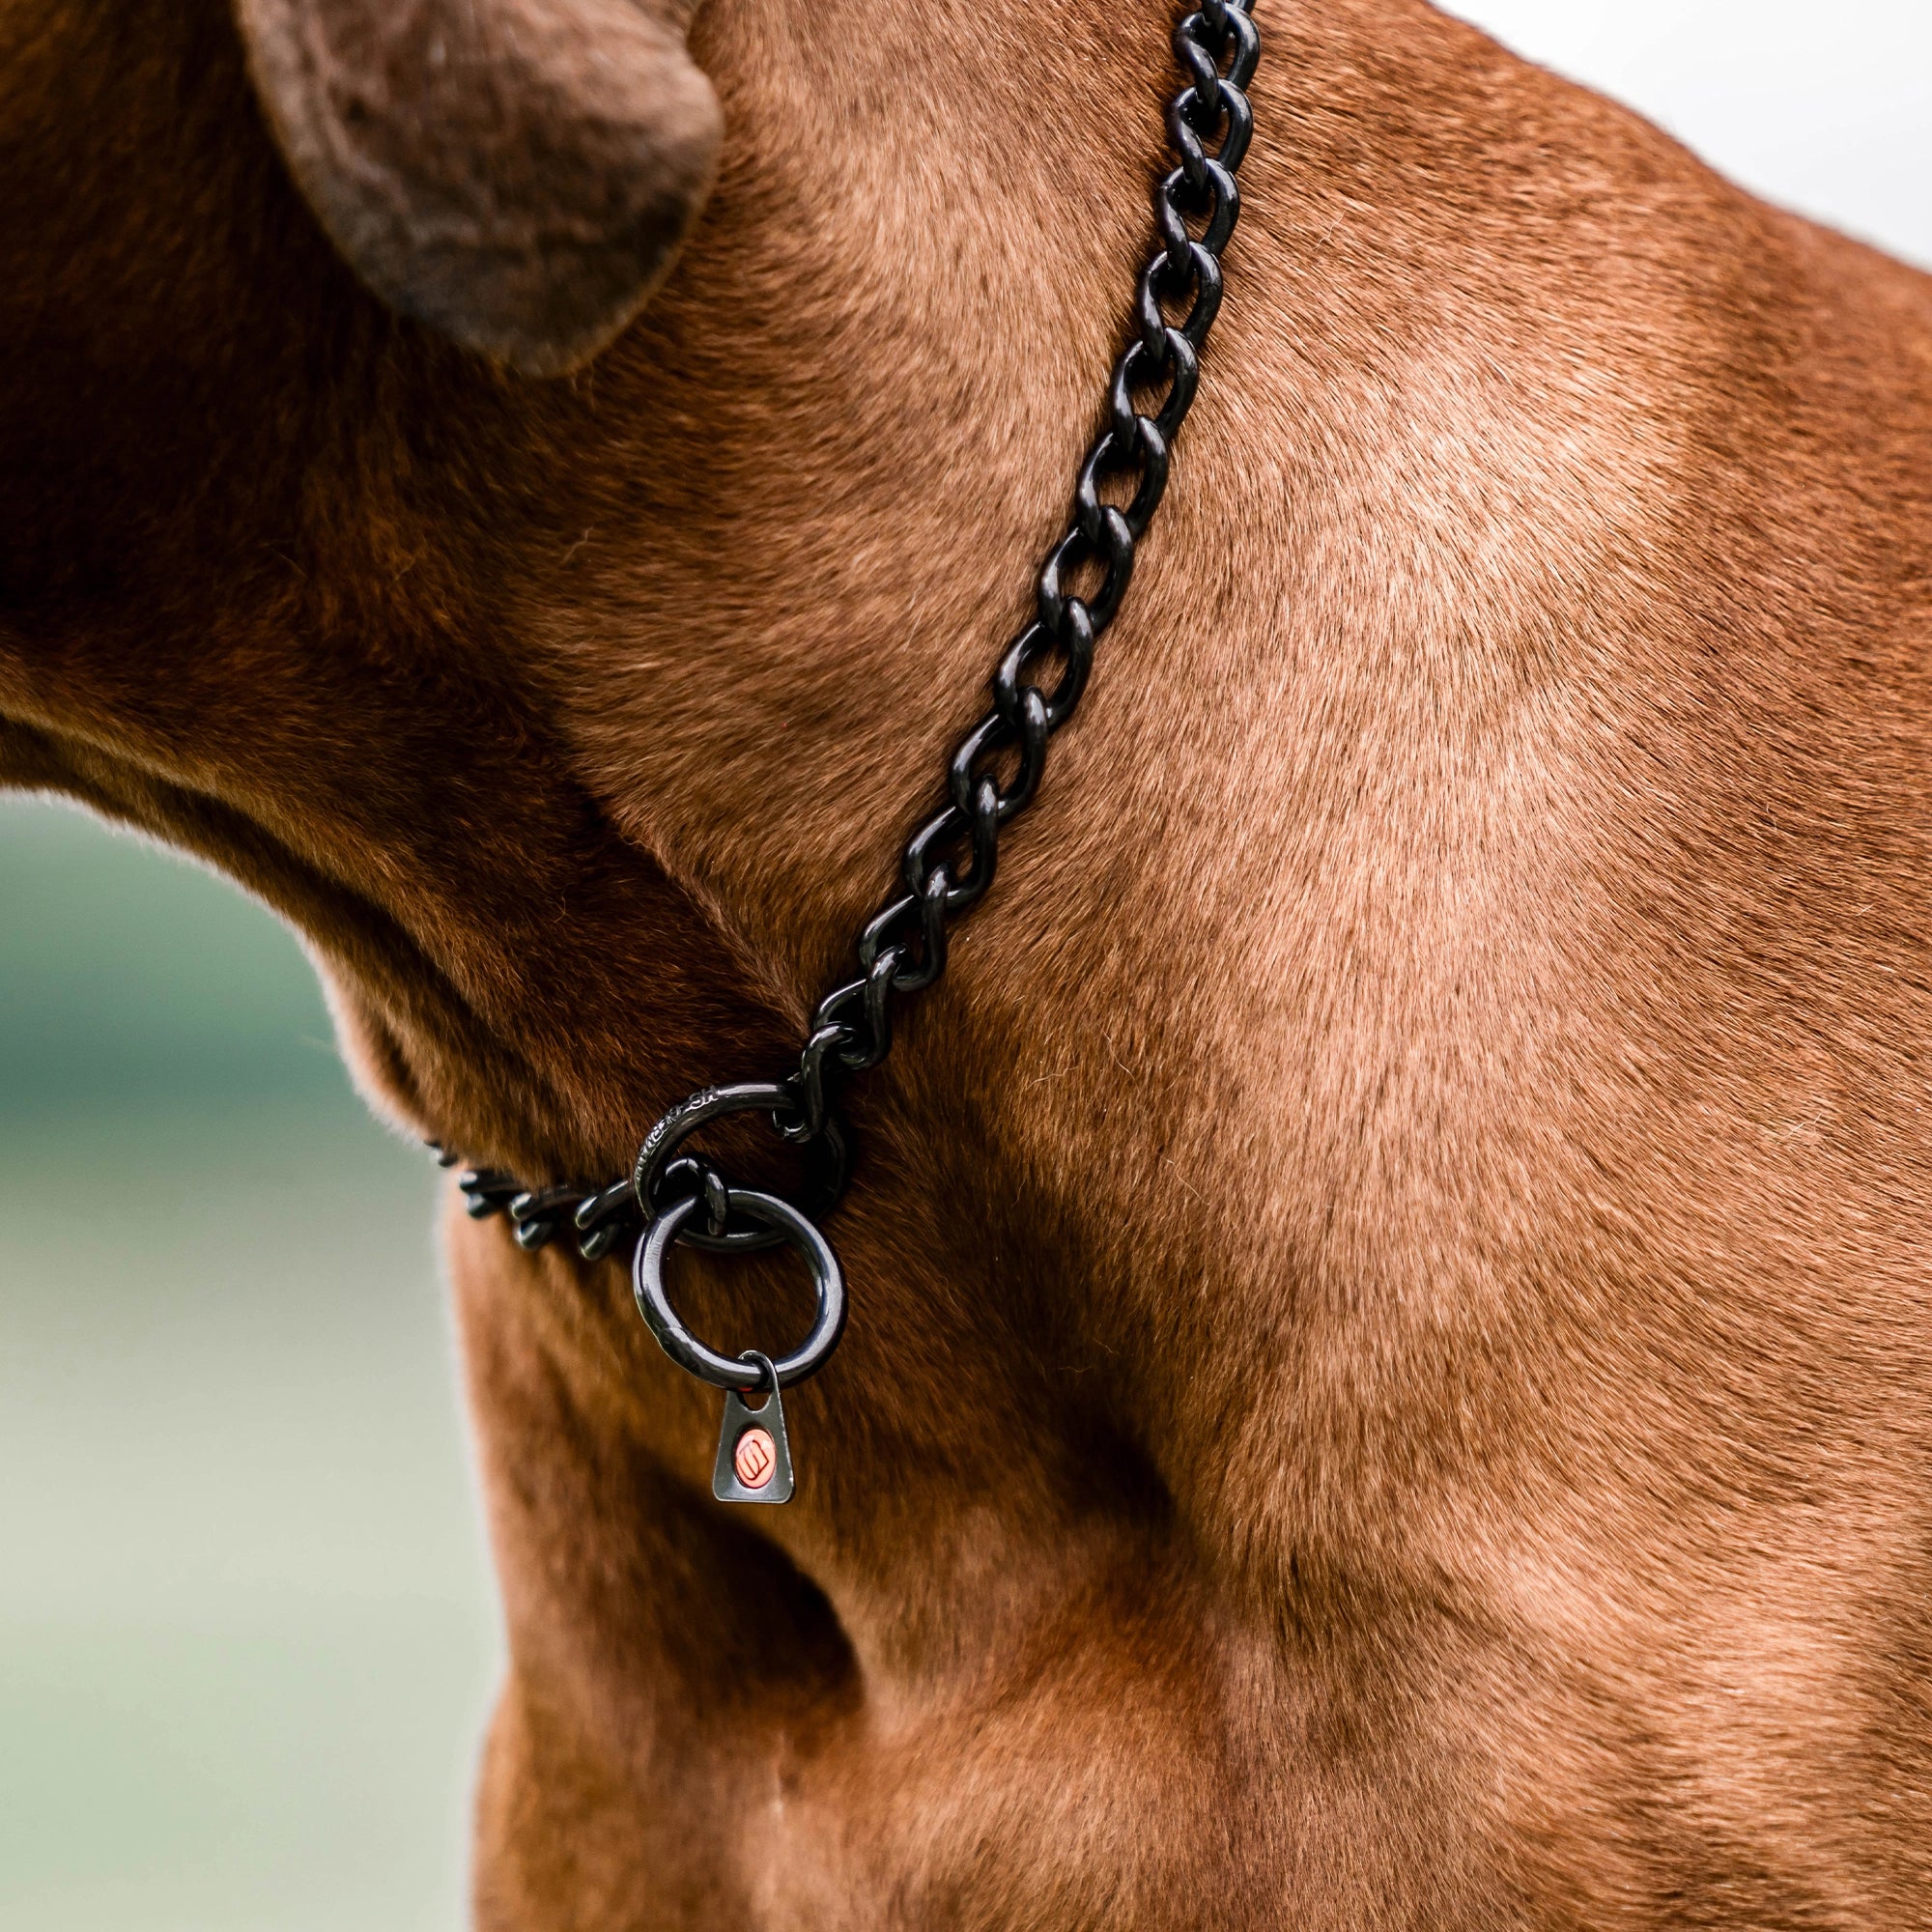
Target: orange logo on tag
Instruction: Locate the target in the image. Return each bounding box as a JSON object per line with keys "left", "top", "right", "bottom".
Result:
{"left": 733, "top": 1427, "right": 777, "bottom": 1490}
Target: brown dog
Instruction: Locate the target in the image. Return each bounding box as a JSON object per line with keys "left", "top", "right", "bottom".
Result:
{"left": 4, "top": 0, "right": 1930, "bottom": 1923}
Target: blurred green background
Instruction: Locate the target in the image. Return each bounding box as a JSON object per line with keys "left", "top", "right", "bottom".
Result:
{"left": 0, "top": 794, "right": 501, "bottom": 1932}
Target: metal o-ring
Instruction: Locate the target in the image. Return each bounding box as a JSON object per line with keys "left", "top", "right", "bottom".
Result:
{"left": 633, "top": 1189, "right": 846, "bottom": 1391}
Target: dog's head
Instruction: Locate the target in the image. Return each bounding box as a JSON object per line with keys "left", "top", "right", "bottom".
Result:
{"left": 0, "top": 0, "right": 1152, "bottom": 1205}
{"left": 0, "top": 0, "right": 764, "bottom": 1173}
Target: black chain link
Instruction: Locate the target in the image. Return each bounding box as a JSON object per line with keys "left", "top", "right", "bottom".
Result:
{"left": 449, "top": 0, "right": 1259, "bottom": 1267}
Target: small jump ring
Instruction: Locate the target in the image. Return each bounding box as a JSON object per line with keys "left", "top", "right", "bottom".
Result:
{"left": 633, "top": 1189, "right": 846, "bottom": 1391}
{"left": 736, "top": 1349, "right": 779, "bottom": 1398}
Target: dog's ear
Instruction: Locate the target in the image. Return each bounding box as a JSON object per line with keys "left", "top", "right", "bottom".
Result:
{"left": 236, "top": 0, "right": 721, "bottom": 376}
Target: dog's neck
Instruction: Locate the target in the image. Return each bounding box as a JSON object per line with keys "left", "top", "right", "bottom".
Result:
{"left": 0, "top": 2, "right": 1685, "bottom": 1178}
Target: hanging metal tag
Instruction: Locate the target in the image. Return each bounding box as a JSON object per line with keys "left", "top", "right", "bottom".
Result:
{"left": 712, "top": 1353, "right": 793, "bottom": 1505}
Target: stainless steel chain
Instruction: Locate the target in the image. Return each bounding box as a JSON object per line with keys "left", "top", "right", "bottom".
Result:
{"left": 447, "top": 0, "right": 1261, "bottom": 1496}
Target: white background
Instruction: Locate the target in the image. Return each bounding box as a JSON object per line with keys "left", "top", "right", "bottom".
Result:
{"left": 1445, "top": 0, "right": 1932, "bottom": 268}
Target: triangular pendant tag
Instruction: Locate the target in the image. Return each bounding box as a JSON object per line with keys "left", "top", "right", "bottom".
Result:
{"left": 712, "top": 1377, "right": 794, "bottom": 1505}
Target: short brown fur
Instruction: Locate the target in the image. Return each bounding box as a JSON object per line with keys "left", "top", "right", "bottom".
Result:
{"left": 3, "top": 1, "right": 1930, "bottom": 1924}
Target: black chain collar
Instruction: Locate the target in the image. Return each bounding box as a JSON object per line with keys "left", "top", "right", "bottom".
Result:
{"left": 443, "top": 1, "right": 1259, "bottom": 1498}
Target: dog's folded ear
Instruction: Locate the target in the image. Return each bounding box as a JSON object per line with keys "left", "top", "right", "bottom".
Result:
{"left": 236, "top": 0, "right": 722, "bottom": 377}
